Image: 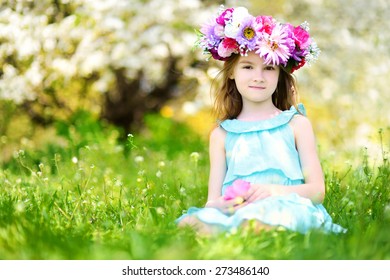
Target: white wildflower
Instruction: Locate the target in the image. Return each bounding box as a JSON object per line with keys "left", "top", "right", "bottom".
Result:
{"left": 190, "top": 152, "right": 200, "bottom": 162}
{"left": 134, "top": 156, "right": 144, "bottom": 163}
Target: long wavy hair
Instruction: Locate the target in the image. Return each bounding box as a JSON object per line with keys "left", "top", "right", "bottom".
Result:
{"left": 211, "top": 54, "right": 300, "bottom": 121}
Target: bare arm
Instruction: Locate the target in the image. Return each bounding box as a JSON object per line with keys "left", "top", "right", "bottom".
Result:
{"left": 292, "top": 114, "right": 325, "bottom": 202}
{"left": 204, "top": 126, "right": 240, "bottom": 211}
{"left": 206, "top": 126, "right": 226, "bottom": 202}
{"left": 245, "top": 115, "right": 325, "bottom": 204}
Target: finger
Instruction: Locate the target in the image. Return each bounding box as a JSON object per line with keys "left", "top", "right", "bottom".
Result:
{"left": 244, "top": 187, "right": 259, "bottom": 202}
{"left": 248, "top": 191, "right": 271, "bottom": 203}
{"left": 233, "top": 201, "right": 248, "bottom": 211}
{"left": 246, "top": 190, "right": 263, "bottom": 203}
{"left": 243, "top": 187, "right": 255, "bottom": 201}
{"left": 220, "top": 199, "right": 238, "bottom": 214}
{"left": 224, "top": 199, "right": 239, "bottom": 207}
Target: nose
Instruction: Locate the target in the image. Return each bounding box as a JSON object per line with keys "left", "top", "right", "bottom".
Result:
{"left": 253, "top": 68, "right": 265, "bottom": 83}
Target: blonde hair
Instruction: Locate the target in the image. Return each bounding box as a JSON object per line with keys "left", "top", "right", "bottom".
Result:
{"left": 211, "top": 54, "right": 299, "bottom": 121}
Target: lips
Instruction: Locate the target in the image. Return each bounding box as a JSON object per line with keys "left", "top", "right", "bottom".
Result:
{"left": 249, "top": 86, "right": 266, "bottom": 90}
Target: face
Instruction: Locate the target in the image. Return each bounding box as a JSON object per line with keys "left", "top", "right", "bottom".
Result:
{"left": 230, "top": 51, "right": 280, "bottom": 105}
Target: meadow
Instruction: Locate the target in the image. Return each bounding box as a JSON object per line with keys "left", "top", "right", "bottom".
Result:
{"left": 0, "top": 112, "right": 389, "bottom": 260}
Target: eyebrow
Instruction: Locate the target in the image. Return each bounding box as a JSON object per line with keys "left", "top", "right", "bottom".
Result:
{"left": 238, "top": 60, "right": 254, "bottom": 64}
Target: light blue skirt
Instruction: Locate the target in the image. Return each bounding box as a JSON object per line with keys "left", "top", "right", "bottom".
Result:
{"left": 176, "top": 193, "right": 346, "bottom": 234}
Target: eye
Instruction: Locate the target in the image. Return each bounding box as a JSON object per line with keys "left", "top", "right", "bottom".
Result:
{"left": 242, "top": 65, "right": 253, "bottom": 69}
{"left": 265, "top": 65, "right": 275, "bottom": 71}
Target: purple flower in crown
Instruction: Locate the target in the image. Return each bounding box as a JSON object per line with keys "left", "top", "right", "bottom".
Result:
{"left": 236, "top": 15, "right": 259, "bottom": 53}
{"left": 199, "top": 20, "right": 224, "bottom": 50}
{"left": 255, "top": 23, "right": 295, "bottom": 66}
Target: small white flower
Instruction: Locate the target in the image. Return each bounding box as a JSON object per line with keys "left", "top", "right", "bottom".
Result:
{"left": 114, "top": 179, "right": 123, "bottom": 187}
{"left": 156, "top": 207, "right": 165, "bottom": 215}
{"left": 137, "top": 170, "right": 145, "bottom": 176}
{"left": 190, "top": 152, "right": 200, "bottom": 162}
{"left": 134, "top": 156, "right": 144, "bottom": 163}
{"left": 15, "top": 202, "right": 25, "bottom": 213}
{"left": 72, "top": 157, "right": 78, "bottom": 164}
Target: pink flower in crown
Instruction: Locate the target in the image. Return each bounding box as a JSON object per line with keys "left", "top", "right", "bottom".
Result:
{"left": 285, "top": 23, "right": 310, "bottom": 62}
{"left": 224, "top": 179, "right": 251, "bottom": 201}
{"left": 217, "top": 37, "right": 239, "bottom": 58}
{"left": 255, "top": 23, "right": 295, "bottom": 66}
{"left": 293, "top": 25, "right": 311, "bottom": 49}
{"left": 216, "top": 7, "right": 234, "bottom": 26}
{"left": 255, "top": 15, "right": 276, "bottom": 35}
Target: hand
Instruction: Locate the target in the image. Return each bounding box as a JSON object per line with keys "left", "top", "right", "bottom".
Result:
{"left": 205, "top": 196, "right": 247, "bottom": 215}
{"left": 243, "top": 183, "right": 273, "bottom": 203}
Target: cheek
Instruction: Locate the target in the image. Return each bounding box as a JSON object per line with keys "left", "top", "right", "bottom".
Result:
{"left": 268, "top": 73, "right": 280, "bottom": 84}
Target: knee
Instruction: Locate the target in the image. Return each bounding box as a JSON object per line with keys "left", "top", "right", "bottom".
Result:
{"left": 177, "top": 216, "right": 198, "bottom": 228}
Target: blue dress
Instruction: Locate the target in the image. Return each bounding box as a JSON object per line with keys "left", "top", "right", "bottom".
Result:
{"left": 177, "top": 104, "right": 346, "bottom": 234}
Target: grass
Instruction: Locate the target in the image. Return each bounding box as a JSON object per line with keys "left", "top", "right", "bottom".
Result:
{"left": 0, "top": 113, "right": 389, "bottom": 260}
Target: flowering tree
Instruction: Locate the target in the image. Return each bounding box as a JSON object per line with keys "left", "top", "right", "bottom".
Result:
{"left": 1, "top": 0, "right": 389, "bottom": 154}
{"left": 0, "top": 0, "right": 219, "bottom": 131}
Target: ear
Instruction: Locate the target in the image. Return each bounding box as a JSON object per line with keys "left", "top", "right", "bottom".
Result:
{"left": 229, "top": 73, "right": 235, "bottom": 80}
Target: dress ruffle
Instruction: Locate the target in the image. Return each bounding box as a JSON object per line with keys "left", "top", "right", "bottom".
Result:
{"left": 220, "top": 103, "right": 306, "bottom": 133}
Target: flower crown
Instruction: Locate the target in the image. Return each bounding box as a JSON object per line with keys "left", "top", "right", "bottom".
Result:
{"left": 196, "top": 6, "right": 320, "bottom": 73}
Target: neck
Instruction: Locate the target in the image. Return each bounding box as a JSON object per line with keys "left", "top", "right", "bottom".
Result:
{"left": 238, "top": 99, "right": 280, "bottom": 121}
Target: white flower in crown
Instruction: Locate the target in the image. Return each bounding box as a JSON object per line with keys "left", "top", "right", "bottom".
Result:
{"left": 224, "top": 7, "right": 250, "bottom": 39}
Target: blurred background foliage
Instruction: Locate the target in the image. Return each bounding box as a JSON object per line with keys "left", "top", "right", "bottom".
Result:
{"left": 0, "top": 0, "right": 389, "bottom": 166}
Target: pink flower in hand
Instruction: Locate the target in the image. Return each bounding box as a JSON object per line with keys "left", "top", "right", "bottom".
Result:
{"left": 224, "top": 179, "right": 251, "bottom": 201}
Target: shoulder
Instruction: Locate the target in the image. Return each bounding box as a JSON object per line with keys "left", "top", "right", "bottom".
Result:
{"left": 289, "top": 114, "right": 317, "bottom": 145}
{"left": 210, "top": 125, "right": 227, "bottom": 142}
{"left": 209, "top": 125, "right": 227, "bottom": 151}
{"left": 289, "top": 114, "right": 313, "bottom": 131}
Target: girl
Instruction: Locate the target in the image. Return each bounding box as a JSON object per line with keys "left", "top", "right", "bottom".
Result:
{"left": 176, "top": 6, "right": 345, "bottom": 234}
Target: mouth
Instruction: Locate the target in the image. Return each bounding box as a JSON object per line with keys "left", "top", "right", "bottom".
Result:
{"left": 249, "top": 86, "right": 266, "bottom": 90}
